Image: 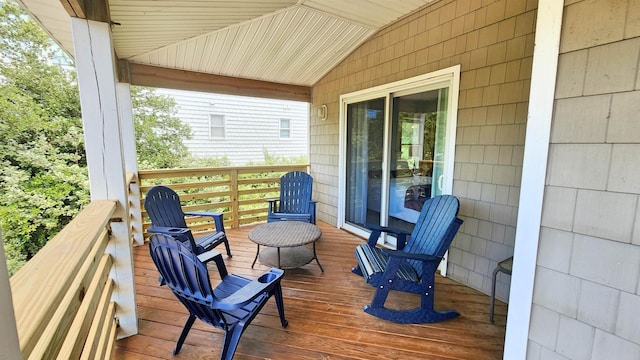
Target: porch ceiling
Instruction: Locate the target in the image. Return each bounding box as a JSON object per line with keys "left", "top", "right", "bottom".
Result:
{"left": 19, "top": 0, "right": 440, "bottom": 88}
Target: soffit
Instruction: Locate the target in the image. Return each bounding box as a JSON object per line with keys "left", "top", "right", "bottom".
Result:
{"left": 19, "top": 0, "right": 440, "bottom": 87}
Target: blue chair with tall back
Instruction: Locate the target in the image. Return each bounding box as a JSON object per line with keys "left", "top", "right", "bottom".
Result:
{"left": 144, "top": 185, "right": 232, "bottom": 258}
{"left": 352, "top": 195, "right": 463, "bottom": 324}
{"left": 148, "top": 234, "right": 288, "bottom": 359}
{"left": 267, "top": 171, "right": 316, "bottom": 224}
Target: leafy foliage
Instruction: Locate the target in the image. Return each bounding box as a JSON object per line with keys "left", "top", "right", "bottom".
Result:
{"left": 0, "top": 1, "right": 192, "bottom": 275}
{"left": 0, "top": 1, "right": 87, "bottom": 272}
{"left": 132, "top": 86, "right": 192, "bottom": 169}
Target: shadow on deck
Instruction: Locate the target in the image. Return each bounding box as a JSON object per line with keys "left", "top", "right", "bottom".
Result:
{"left": 115, "top": 222, "right": 507, "bottom": 359}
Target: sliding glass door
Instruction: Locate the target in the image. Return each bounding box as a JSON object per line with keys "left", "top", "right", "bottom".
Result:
{"left": 339, "top": 67, "right": 460, "bottom": 251}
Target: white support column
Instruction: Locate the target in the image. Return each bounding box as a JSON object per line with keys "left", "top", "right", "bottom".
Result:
{"left": 71, "top": 18, "right": 138, "bottom": 338}
{"left": 117, "top": 83, "right": 144, "bottom": 246}
{"left": 503, "top": 1, "right": 564, "bottom": 358}
{"left": 0, "top": 229, "right": 21, "bottom": 359}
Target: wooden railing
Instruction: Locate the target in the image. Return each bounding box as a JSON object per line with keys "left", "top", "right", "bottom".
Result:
{"left": 9, "top": 200, "right": 119, "bottom": 359}
{"left": 137, "top": 164, "right": 308, "bottom": 237}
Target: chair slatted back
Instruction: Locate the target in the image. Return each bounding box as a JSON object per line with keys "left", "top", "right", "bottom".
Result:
{"left": 145, "top": 185, "right": 189, "bottom": 229}
{"left": 403, "top": 195, "right": 460, "bottom": 271}
{"left": 148, "top": 235, "right": 226, "bottom": 328}
{"left": 278, "top": 171, "right": 313, "bottom": 215}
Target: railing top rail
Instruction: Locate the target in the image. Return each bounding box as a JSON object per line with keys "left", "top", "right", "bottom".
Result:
{"left": 9, "top": 200, "right": 117, "bottom": 355}
{"left": 138, "top": 164, "right": 309, "bottom": 178}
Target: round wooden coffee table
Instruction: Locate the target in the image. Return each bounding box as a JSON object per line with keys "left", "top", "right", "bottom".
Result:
{"left": 249, "top": 221, "right": 323, "bottom": 271}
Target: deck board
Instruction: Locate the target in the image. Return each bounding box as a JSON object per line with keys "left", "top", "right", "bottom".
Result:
{"left": 115, "top": 222, "right": 507, "bottom": 359}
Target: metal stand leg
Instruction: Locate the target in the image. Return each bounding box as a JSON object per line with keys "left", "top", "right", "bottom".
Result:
{"left": 489, "top": 256, "right": 513, "bottom": 323}
{"left": 313, "top": 242, "right": 324, "bottom": 272}
{"left": 490, "top": 266, "right": 500, "bottom": 323}
{"left": 251, "top": 244, "right": 260, "bottom": 268}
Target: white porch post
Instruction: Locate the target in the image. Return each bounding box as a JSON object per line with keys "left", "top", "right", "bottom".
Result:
{"left": 71, "top": 18, "right": 138, "bottom": 338}
{"left": 0, "top": 230, "right": 21, "bottom": 359}
{"left": 117, "top": 83, "right": 144, "bottom": 246}
{"left": 503, "top": 0, "right": 564, "bottom": 358}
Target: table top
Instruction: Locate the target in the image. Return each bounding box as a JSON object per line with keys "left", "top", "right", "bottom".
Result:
{"left": 249, "top": 221, "right": 322, "bottom": 247}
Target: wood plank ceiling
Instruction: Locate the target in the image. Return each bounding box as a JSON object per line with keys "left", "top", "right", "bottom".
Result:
{"left": 19, "top": 0, "right": 440, "bottom": 88}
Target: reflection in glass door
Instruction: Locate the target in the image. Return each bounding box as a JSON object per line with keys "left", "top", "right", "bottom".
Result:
{"left": 388, "top": 88, "right": 449, "bottom": 233}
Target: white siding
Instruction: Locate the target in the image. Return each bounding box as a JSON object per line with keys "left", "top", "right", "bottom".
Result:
{"left": 156, "top": 88, "right": 309, "bottom": 165}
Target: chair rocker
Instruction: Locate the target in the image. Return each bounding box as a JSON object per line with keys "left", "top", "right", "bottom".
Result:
{"left": 352, "top": 195, "right": 463, "bottom": 324}
{"left": 144, "top": 185, "right": 232, "bottom": 257}
{"left": 148, "top": 234, "right": 288, "bottom": 360}
{"left": 267, "top": 171, "right": 316, "bottom": 224}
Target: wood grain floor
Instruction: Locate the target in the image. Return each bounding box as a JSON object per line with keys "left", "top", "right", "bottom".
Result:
{"left": 114, "top": 222, "right": 507, "bottom": 360}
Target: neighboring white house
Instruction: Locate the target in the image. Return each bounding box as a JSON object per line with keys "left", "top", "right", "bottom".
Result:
{"left": 156, "top": 88, "right": 310, "bottom": 165}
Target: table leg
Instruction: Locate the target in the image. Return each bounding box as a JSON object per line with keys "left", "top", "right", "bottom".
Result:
{"left": 277, "top": 247, "right": 281, "bottom": 268}
{"left": 251, "top": 244, "right": 260, "bottom": 268}
{"left": 313, "top": 242, "right": 324, "bottom": 272}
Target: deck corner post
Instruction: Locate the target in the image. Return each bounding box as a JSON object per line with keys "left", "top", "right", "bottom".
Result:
{"left": 71, "top": 17, "right": 138, "bottom": 338}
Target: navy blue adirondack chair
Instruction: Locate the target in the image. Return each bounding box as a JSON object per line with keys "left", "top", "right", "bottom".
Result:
{"left": 352, "top": 195, "right": 463, "bottom": 324}
{"left": 148, "top": 234, "right": 288, "bottom": 359}
{"left": 145, "top": 185, "right": 232, "bottom": 257}
{"left": 267, "top": 171, "right": 316, "bottom": 224}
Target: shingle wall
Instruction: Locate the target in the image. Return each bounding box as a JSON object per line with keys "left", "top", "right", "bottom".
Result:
{"left": 311, "top": 0, "right": 537, "bottom": 302}
{"left": 528, "top": 0, "right": 640, "bottom": 358}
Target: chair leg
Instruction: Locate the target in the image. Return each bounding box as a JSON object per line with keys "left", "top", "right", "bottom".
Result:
{"left": 351, "top": 266, "right": 363, "bottom": 276}
{"left": 220, "top": 324, "right": 245, "bottom": 360}
{"left": 273, "top": 282, "right": 289, "bottom": 328}
{"left": 174, "top": 314, "right": 197, "bottom": 355}
{"left": 223, "top": 237, "right": 233, "bottom": 258}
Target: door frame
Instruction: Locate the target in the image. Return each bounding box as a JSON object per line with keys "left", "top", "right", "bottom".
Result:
{"left": 337, "top": 65, "right": 461, "bottom": 273}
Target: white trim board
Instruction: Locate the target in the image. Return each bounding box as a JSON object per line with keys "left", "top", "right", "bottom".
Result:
{"left": 503, "top": 1, "right": 564, "bottom": 358}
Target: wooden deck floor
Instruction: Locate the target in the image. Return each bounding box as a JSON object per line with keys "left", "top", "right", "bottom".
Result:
{"left": 114, "top": 222, "right": 507, "bottom": 360}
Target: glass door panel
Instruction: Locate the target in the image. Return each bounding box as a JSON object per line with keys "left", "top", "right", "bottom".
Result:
{"left": 387, "top": 88, "right": 449, "bottom": 233}
{"left": 432, "top": 88, "right": 449, "bottom": 197}
{"left": 344, "top": 98, "right": 385, "bottom": 229}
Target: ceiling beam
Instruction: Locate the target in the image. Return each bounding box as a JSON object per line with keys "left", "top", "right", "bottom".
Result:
{"left": 59, "top": 0, "right": 110, "bottom": 22}
{"left": 127, "top": 63, "right": 311, "bottom": 103}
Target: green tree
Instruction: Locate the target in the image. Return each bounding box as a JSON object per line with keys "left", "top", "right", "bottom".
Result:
{"left": 0, "top": 1, "right": 87, "bottom": 273}
{"left": 0, "top": 1, "right": 192, "bottom": 274}
{"left": 132, "top": 86, "right": 192, "bottom": 169}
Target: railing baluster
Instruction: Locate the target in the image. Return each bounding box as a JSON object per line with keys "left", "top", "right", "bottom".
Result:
{"left": 137, "top": 164, "right": 309, "bottom": 238}
{"left": 230, "top": 168, "right": 239, "bottom": 228}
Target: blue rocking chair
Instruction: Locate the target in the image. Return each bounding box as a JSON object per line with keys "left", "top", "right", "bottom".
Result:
{"left": 352, "top": 195, "right": 463, "bottom": 324}
{"left": 144, "top": 185, "right": 232, "bottom": 257}
{"left": 148, "top": 234, "right": 288, "bottom": 359}
{"left": 267, "top": 171, "right": 316, "bottom": 224}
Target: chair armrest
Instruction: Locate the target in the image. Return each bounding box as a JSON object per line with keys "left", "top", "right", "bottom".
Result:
{"left": 310, "top": 200, "right": 317, "bottom": 224}
{"left": 147, "top": 225, "right": 192, "bottom": 242}
{"left": 197, "top": 250, "right": 228, "bottom": 277}
{"left": 213, "top": 268, "right": 284, "bottom": 311}
{"left": 185, "top": 211, "right": 223, "bottom": 217}
{"left": 185, "top": 211, "right": 226, "bottom": 233}
{"left": 266, "top": 198, "right": 279, "bottom": 214}
{"left": 196, "top": 249, "right": 224, "bottom": 267}
{"left": 364, "top": 224, "right": 410, "bottom": 248}
{"left": 381, "top": 248, "right": 442, "bottom": 263}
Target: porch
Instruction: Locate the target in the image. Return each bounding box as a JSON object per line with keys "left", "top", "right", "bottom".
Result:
{"left": 115, "top": 222, "right": 507, "bottom": 359}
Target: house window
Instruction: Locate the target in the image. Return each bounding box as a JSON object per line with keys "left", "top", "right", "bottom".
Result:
{"left": 209, "top": 114, "right": 225, "bottom": 138}
{"left": 280, "top": 118, "right": 291, "bottom": 138}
